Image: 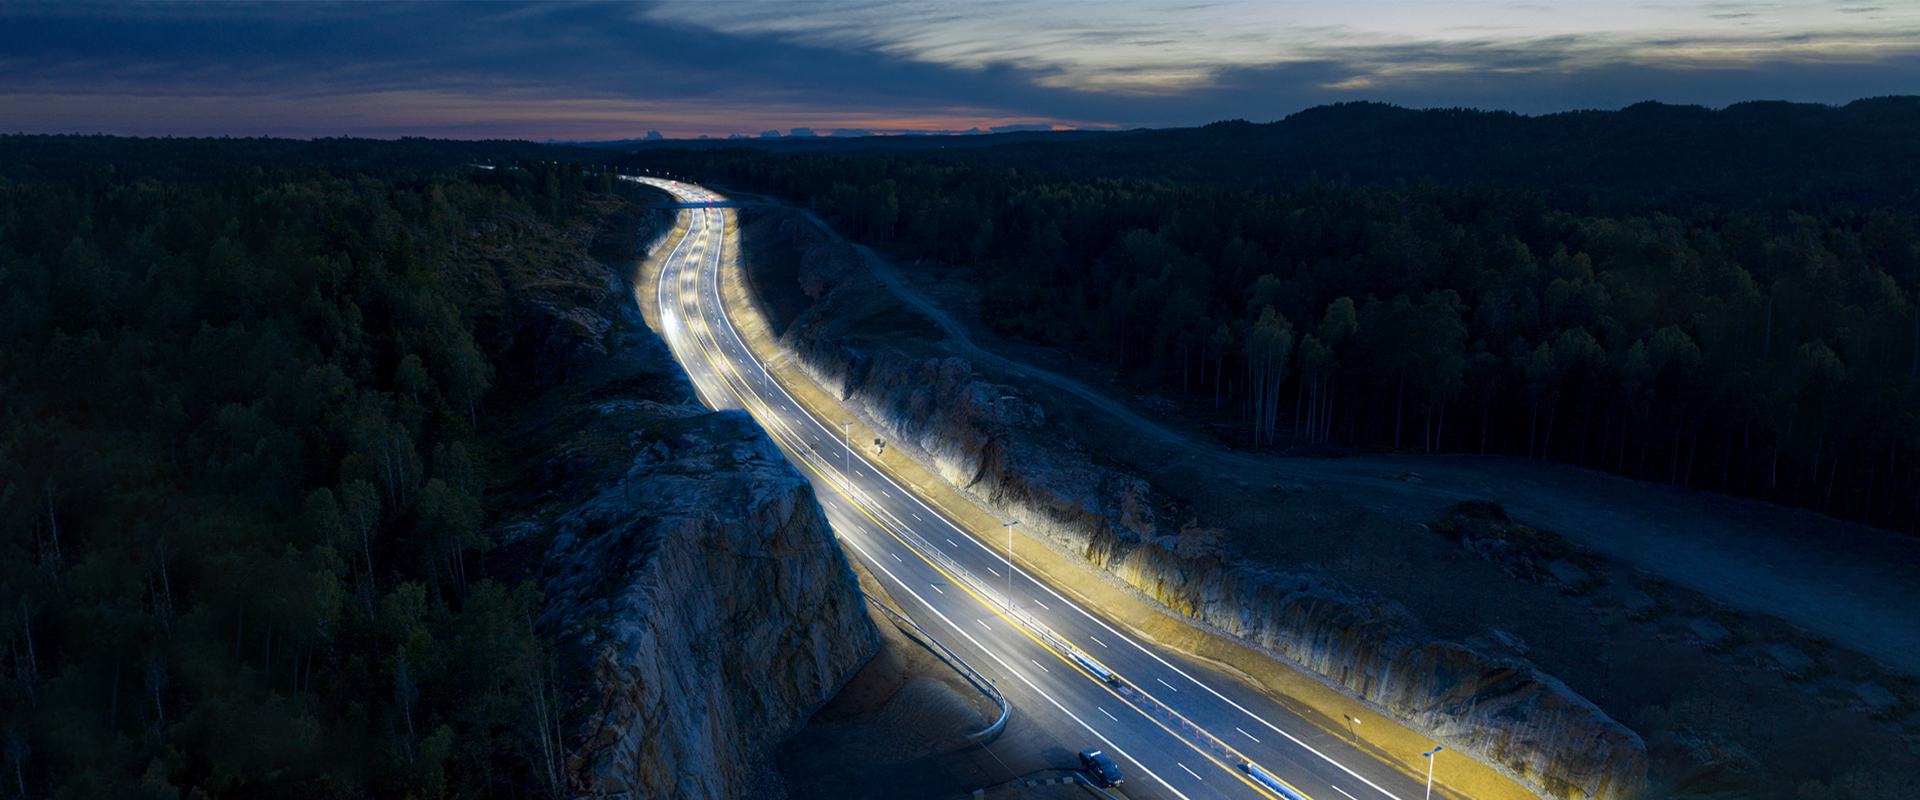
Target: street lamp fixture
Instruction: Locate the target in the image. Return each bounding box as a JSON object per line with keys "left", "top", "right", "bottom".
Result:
{"left": 1423, "top": 746, "right": 1444, "bottom": 800}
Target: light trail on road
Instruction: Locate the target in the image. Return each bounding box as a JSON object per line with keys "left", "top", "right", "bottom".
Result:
{"left": 631, "top": 176, "right": 1451, "bottom": 800}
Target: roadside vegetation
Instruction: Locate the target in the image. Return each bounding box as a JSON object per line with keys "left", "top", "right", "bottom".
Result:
{"left": 628, "top": 127, "right": 1920, "bottom": 535}
{"left": 0, "top": 137, "right": 623, "bottom": 798}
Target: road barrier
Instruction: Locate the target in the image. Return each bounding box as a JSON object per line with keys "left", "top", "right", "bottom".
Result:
{"left": 642, "top": 175, "right": 1311, "bottom": 800}
{"left": 863, "top": 592, "right": 1010, "bottom": 743}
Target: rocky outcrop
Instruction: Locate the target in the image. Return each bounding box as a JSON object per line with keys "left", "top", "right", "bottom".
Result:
{"left": 1099, "top": 538, "right": 1646, "bottom": 800}
{"left": 502, "top": 207, "right": 879, "bottom": 800}
{"left": 540, "top": 406, "right": 878, "bottom": 799}
{"left": 753, "top": 210, "right": 1646, "bottom": 800}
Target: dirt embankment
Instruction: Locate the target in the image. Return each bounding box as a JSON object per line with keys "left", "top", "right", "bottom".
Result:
{"left": 732, "top": 200, "right": 1920, "bottom": 800}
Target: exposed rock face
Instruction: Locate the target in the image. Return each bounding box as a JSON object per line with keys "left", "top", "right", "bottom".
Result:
{"left": 541, "top": 408, "right": 877, "bottom": 799}
{"left": 1100, "top": 540, "right": 1646, "bottom": 800}
{"left": 756, "top": 211, "right": 1646, "bottom": 800}
{"left": 506, "top": 208, "right": 879, "bottom": 800}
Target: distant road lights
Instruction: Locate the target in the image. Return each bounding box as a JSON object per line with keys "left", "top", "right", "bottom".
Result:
{"left": 1423, "top": 746, "right": 1444, "bottom": 800}
{"left": 1002, "top": 520, "right": 1020, "bottom": 608}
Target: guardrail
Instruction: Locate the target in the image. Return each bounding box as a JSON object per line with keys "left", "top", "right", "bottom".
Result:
{"left": 864, "top": 592, "right": 1010, "bottom": 744}
{"left": 644, "top": 173, "right": 1312, "bottom": 800}
{"left": 823, "top": 397, "right": 1315, "bottom": 798}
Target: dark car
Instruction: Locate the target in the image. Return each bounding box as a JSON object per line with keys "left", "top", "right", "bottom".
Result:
{"left": 1079, "top": 750, "right": 1123, "bottom": 787}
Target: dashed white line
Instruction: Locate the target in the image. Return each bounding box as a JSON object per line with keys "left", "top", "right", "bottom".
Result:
{"left": 976, "top": 619, "right": 991, "bottom": 631}
{"left": 987, "top": 568, "right": 1000, "bottom": 576}
{"left": 1030, "top": 659, "right": 1049, "bottom": 673}
{"left": 1157, "top": 678, "right": 1179, "bottom": 692}
{"left": 1237, "top": 727, "right": 1260, "bottom": 743}
{"left": 931, "top": 584, "right": 944, "bottom": 594}
{"left": 1099, "top": 707, "right": 1117, "bottom": 721}
{"left": 891, "top": 553, "right": 903, "bottom": 562}
{"left": 1178, "top": 763, "right": 1202, "bottom": 781}
{"left": 1091, "top": 635, "right": 1108, "bottom": 648}
{"left": 1332, "top": 786, "right": 1358, "bottom": 800}
{"left": 946, "top": 538, "right": 958, "bottom": 547}
{"left": 1033, "top": 601, "right": 1048, "bottom": 610}
{"left": 833, "top": 535, "right": 1193, "bottom": 800}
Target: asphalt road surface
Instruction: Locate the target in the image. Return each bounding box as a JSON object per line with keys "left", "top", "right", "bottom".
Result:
{"left": 635, "top": 176, "right": 1454, "bottom": 800}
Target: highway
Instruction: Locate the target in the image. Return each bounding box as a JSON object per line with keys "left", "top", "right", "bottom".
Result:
{"left": 634, "top": 176, "right": 1450, "bottom": 800}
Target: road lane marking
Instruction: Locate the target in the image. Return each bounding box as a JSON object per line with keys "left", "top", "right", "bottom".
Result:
{"left": 1100, "top": 707, "right": 1117, "bottom": 721}
{"left": 892, "top": 553, "right": 903, "bottom": 562}
{"left": 1237, "top": 727, "right": 1259, "bottom": 743}
{"left": 947, "top": 538, "right": 958, "bottom": 546}
{"left": 977, "top": 619, "right": 990, "bottom": 631}
{"left": 987, "top": 567, "right": 999, "bottom": 576}
{"left": 1033, "top": 601, "right": 1047, "bottom": 610}
{"left": 647, "top": 178, "right": 1268, "bottom": 800}
{"left": 1157, "top": 678, "right": 1179, "bottom": 692}
{"left": 1091, "top": 636, "right": 1108, "bottom": 648}
{"left": 1179, "top": 763, "right": 1202, "bottom": 781}
{"left": 1031, "top": 659, "right": 1049, "bottom": 673}
{"left": 1333, "top": 786, "right": 1359, "bottom": 800}
{"left": 931, "top": 584, "right": 944, "bottom": 594}
{"left": 833, "top": 534, "right": 1193, "bottom": 800}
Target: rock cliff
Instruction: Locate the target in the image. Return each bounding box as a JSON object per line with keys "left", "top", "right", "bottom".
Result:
{"left": 498, "top": 206, "right": 878, "bottom": 799}
{"left": 539, "top": 405, "right": 877, "bottom": 799}
{"left": 750, "top": 210, "right": 1645, "bottom": 800}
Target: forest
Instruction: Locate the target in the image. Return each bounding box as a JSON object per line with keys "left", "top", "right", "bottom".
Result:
{"left": 626, "top": 143, "right": 1920, "bottom": 535}
{"left": 0, "top": 137, "right": 620, "bottom": 798}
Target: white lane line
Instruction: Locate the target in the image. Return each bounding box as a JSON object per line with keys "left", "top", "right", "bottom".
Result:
{"left": 892, "top": 552, "right": 903, "bottom": 562}
{"left": 1099, "top": 707, "right": 1117, "bottom": 721}
{"left": 987, "top": 567, "right": 1000, "bottom": 576}
{"left": 882, "top": 490, "right": 890, "bottom": 497}
{"left": 835, "top": 535, "right": 1192, "bottom": 800}
{"left": 947, "top": 538, "right": 958, "bottom": 547}
{"left": 977, "top": 619, "right": 990, "bottom": 631}
{"left": 1091, "top": 635, "right": 1108, "bottom": 648}
{"left": 1031, "top": 659, "right": 1049, "bottom": 673}
{"left": 1333, "top": 786, "right": 1359, "bottom": 800}
{"left": 1178, "top": 763, "right": 1202, "bottom": 781}
{"left": 1236, "top": 727, "right": 1259, "bottom": 743}
{"left": 931, "top": 584, "right": 944, "bottom": 594}
{"left": 1157, "top": 678, "right": 1179, "bottom": 692}
{"left": 1034, "top": 601, "right": 1048, "bottom": 610}
{"left": 656, "top": 179, "right": 1214, "bottom": 800}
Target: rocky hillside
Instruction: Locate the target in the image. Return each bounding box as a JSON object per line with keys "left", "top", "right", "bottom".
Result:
{"left": 491, "top": 205, "right": 879, "bottom": 799}
{"left": 740, "top": 207, "right": 1645, "bottom": 800}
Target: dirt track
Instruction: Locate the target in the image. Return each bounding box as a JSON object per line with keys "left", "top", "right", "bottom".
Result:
{"left": 844, "top": 236, "right": 1920, "bottom": 677}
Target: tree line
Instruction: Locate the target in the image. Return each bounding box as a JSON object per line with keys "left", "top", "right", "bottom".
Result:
{"left": 627, "top": 148, "right": 1920, "bottom": 534}
{"left": 0, "top": 138, "right": 622, "bottom": 798}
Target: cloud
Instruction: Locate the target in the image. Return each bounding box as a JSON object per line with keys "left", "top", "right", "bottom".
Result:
{"left": 0, "top": 1, "right": 1915, "bottom": 139}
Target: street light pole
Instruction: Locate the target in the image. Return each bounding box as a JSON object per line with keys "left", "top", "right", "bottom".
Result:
{"left": 839, "top": 421, "right": 853, "bottom": 487}
{"left": 1423, "top": 746, "right": 1444, "bottom": 800}
{"left": 1002, "top": 521, "right": 1020, "bottom": 608}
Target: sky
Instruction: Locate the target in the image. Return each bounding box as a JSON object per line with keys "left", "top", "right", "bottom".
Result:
{"left": 3, "top": 1, "right": 1917, "bottom": 140}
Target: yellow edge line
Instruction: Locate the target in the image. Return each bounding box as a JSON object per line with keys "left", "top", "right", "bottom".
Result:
{"left": 662, "top": 194, "right": 1304, "bottom": 800}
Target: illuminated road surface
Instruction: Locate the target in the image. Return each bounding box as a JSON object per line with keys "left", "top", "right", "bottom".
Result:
{"left": 636, "top": 177, "right": 1449, "bottom": 800}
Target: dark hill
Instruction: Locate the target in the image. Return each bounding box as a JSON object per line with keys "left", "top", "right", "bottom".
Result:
{"left": 938, "top": 97, "right": 1920, "bottom": 209}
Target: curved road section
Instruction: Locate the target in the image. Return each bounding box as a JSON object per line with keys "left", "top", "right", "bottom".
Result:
{"left": 635, "top": 177, "right": 1450, "bottom": 800}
